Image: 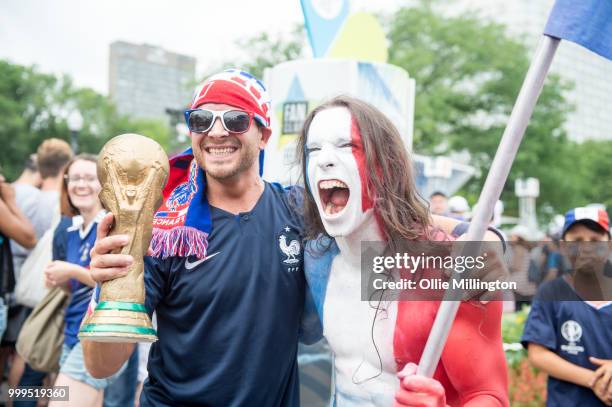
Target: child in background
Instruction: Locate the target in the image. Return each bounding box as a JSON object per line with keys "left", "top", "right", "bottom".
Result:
{"left": 522, "top": 207, "right": 612, "bottom": 406}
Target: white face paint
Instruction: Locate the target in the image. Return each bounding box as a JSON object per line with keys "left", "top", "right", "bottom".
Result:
{"left": 306, "top": 106, "right": 372, "bottom": 237}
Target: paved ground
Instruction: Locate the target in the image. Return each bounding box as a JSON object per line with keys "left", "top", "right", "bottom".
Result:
{"left": 298, "top": 341, "right": 332, "bottom": 406}
{"left": 0, "top": 344, "right": 334, "bottom": 406}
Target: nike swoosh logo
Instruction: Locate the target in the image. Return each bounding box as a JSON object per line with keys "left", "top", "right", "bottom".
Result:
{"left": 185, "top": 252, "right": 221, "bottom": 270}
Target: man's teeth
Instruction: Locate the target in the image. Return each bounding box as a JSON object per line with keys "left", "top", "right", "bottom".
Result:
{"left": 207, "top": 147, "right": 237, "bottom": 156}
{"left": 320, "top": 180, "right": 348, "bottom": 189}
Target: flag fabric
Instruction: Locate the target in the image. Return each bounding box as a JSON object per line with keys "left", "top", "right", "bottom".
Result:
{"left": 544, "top": 0, "right": 612, "bottom": 60}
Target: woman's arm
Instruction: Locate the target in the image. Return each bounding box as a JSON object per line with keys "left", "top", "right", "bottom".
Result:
{"left": 395, "top": 301, "right": 509, "bottom": 407}
{"left": 44, "top": 261, "right": 96, "bottom": 288}
{"left": 442, "top": 301, "right": 510, "bottom": 406}
{"left": 0, "top": 196, "right": 36, "bottom": 248}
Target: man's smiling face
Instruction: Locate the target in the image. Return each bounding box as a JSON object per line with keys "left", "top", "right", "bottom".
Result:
{"left": 305, "top": 106, "right": 373, "bottom": 237}
{"left": 190, "top": 102, "right": 265, "bottom": 181}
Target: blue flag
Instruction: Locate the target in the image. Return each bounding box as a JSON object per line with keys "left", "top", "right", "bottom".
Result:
{"left": 544, "top": 0, "right": 612, "bottom": 60}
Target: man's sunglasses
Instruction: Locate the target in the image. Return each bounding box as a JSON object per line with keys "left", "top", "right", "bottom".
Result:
{"left": 184, "top": 109, "right": 257, "bottom": 134}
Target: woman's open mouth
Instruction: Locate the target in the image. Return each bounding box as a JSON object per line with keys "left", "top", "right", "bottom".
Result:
{"left": 318, "top": 179, "right": 350, "bottom": 216}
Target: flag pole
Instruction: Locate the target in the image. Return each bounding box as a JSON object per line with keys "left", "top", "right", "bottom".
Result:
{"left": 417, "top": 35, "right": 561, "bottom": 377}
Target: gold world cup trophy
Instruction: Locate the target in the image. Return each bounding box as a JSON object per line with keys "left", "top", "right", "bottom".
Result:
{"left": 79, "top": 134, "right": 169, "bottom": 342}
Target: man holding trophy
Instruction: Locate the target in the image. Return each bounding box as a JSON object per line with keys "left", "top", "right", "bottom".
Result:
{"left": 83, "top": 69, "right": 312, "bottom": 406}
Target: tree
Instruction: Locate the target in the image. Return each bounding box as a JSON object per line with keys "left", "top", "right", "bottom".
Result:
{"left": 386, "top": 2, "right": 575, "bottom": 216}
{"left": 567, "top": 140, "right": 612, "bottom": 210}
{"left": 0, "top": 60, "right": 171, "bottom": 180}
{"left": 235, "top": 25, "right": 307, "bottom": 80}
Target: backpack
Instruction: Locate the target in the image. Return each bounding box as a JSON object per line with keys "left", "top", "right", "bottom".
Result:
{"left": 15, "top": 207, "right": 61, "bottom": 308}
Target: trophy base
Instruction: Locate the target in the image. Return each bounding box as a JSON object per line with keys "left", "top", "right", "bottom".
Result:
{"left": 78, "top": 301, "right": 157, "bottom": 343}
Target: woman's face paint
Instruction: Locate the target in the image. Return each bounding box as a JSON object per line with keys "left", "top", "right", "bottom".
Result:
{"left": 305, "top": 106, "right": 374, "bottom": 237}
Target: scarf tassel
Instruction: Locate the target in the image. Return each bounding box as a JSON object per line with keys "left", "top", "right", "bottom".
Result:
{"left": 150, "top": 226, "right": 208, "bottom": 259}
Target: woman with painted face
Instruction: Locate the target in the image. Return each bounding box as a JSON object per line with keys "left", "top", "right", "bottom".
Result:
{"left": 44, "top": 155, "right": 122, "bottom": 407}
{"left": 297, "top": 95, "right": 509, "bottom": 407}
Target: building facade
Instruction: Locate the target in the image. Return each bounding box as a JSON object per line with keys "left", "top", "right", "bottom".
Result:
{"left": 448, "top": 0, "right": 612, "bottom": 142}
{"left": 109, "top": 41, "right": 196, "bottom": 120}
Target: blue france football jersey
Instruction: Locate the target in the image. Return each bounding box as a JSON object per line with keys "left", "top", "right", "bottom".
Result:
{"left": 140, "top": 183, "right": 308, "bottom": 407}
{"left": 522, "top": 277, "right": 612, "bottom": 407}
{"left": 54, "top": 214, "right": 100, "bottom": 348}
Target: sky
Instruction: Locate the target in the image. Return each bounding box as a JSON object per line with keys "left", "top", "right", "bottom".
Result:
{"left": 0, "top": 0, "right": 405, "bottom": 94}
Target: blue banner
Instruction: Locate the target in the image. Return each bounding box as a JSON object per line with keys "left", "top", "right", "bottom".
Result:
{"left": 544, "top": 0, "right": 612, "bottom": 60}
{"left": 300, "top": 0, "right": 349, "bottom": 57}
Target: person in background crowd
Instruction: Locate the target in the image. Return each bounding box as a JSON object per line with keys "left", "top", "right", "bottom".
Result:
{"left": 134, "top": 341, "right": 153, "bottom": 407}
{"left": 36, "top": 139, "right": 74, "bottom": 231}
{"left": 103, "top": 347, "right": 139, "bottom": 407}
{"left": 543, "top": 233, "right": 564, "bottom": 281}
{"left": 0, "top": 174, "right": 37, "bottom": 251}
{"left": 448, "top": 195, "right": 470, "bottom": 220}
{"left": 13, "top": 154, "right": 42, "bottom": 188}
{"left": 7, "top": 155, "right": 45, "bottom": 407}
{"left": 0, "top": 171, "right": 37, "bottom": 402}
{"left": 429, "top": 191, "right": 448, "bottom": 216}
{"left": 45, "top": 155, "right": 121, "bottom": 407}
{"left": 12, "top": 140, "right": 74, "bottom": 406}
{"left": 10, "top": 154, "right": 44, "bottom": 281}
{"left": 508, "top": 224, "right": 537, "bottom": 311}
{"left": 522, "top": 207, "right": 612, "bottom": 406}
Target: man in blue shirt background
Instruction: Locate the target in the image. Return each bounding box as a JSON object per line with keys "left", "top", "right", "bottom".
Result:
{"left": 82, "top": 70, "right": 315, "bottom": 406}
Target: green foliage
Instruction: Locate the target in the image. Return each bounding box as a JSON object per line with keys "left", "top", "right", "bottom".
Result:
{"left": 223, "top": 5, "right": 611, "bottom": 216}
{"left": 502, "top": 306, "right": 529, "bottom": 366}
{"left": 235, "top": 25, "right": 306, "bottom": 79}
{"left": 0, "top": 60, "right": 171, "bottom": 180}
{"left": 2, "top": 5, "right": 610, "bottom": 215}
{"left": 0, "top": 61, "right": 67, "bottom": 178}
{"left": 386, "top": 4, "right": 579, "bottom": 216}
{"left": 564, "top": 140, "right": 612, "bottom": 210}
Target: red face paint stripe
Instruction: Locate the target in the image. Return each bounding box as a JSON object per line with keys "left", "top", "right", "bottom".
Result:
{"left": 350, "top": 118, "right": 374, "bottom": 212}
{"left": 350, "top": 116, "right": 388, "bottom": 240}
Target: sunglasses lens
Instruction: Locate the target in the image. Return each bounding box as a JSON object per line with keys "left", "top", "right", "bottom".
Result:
{"left": 223, "top": 111, "right": 251, "bottom": 133}
{"left": 188, "top": 110, "right": 214, "bottom": 133}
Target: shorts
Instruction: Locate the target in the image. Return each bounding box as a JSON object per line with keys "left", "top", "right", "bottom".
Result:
{"left": 1, "top": 305, "right": 31, "bottom": 346}
{"left": 59, "top": 342, "right": 126, "bottom": 390}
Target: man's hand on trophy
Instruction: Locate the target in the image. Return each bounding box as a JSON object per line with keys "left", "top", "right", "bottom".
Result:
{"left": 89, "top": 213, "right": 135, "bottom": 282}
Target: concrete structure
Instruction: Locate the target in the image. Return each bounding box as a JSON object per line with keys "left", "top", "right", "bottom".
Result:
{"left": 446, "top": 0, "right": 612, "bottom": 142}
{"left": 109, "top": 41, "right": 196, "bottom": 120}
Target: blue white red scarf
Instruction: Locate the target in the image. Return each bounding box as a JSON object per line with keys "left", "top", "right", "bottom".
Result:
{"left": 150, "top": 69, "right": 271, "bottom": 259}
